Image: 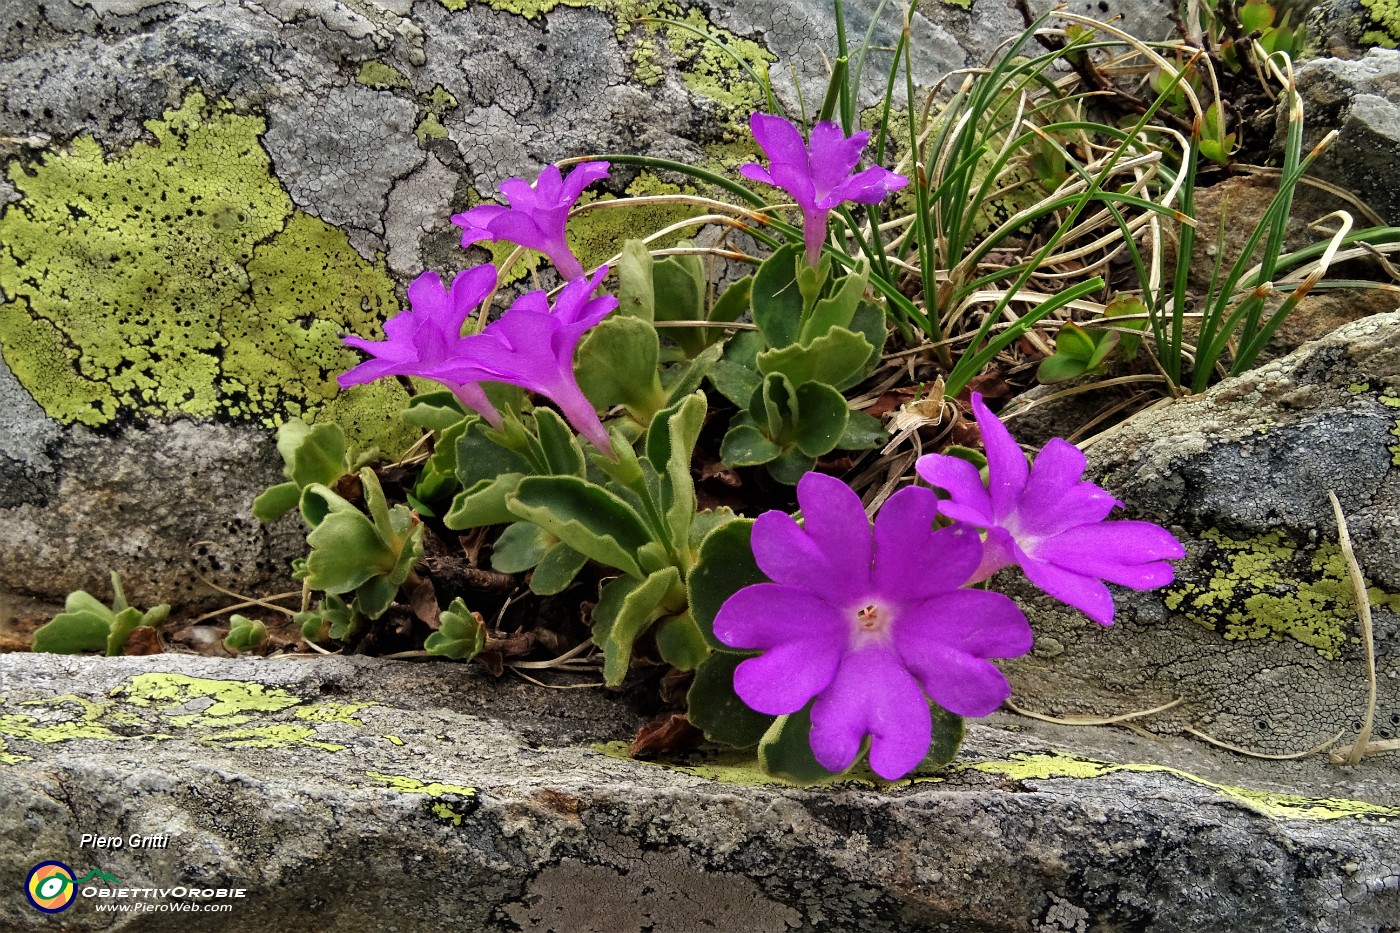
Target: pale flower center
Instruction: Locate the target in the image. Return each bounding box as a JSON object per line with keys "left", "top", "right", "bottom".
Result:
{"left": 852, "top": 601, "right": 893, "bottom": 644}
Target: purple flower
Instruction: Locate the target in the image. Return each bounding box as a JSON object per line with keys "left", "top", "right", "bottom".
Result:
{"left": 915, "top": 393, "right": 1185, "bottom": 625}
{"left": 713, "top": 472, "right": 1033, "bottom": 780}
{"left": 451, "top": 161, "right": 610, "bottom": 281}
{"left": 437, "top": 266, "right": 617, "bottom": 454}
{"left": 340, "top": 266, "right": 503, "bottom": 427}
{"left": 740, "top": 113, "right": 908, "bottom": 267}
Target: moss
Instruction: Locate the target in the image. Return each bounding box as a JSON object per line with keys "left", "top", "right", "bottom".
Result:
{"left": 972, "top": 752, "right": 1399, "bottom": 821}
{"left": 1164, "top": 529, "right": 1400, "bottom": 659}
{"left": 0, "top": 92, "right": 414, "bottom": 454}
{"left": 355, "top": 61, "right": 411, "bottom": 90}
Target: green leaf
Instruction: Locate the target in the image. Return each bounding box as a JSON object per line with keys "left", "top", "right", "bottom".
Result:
{"left": 1239, "top": 0, "right": 1275, "bottom": 32}
{"left": 424, "top": 598, "right": 486, "bottom": 660}
{"left": 593, "top": 567, "right": 683, "bottom": 685}
{"left": 647, "top": 392, "right": 706, "bottom": 551}
{"left": 661, "top": 341, "right": 724, "bottom": 404}
{"left": 401, "top": 391, "right": 468, "bottom": 432}
{"left": 252, "top": 482, "right": 302, "bottom": 524}
{"left": 508, "top": 476, "right": 653, "bottom": 579}
{"left": 106, "top": 607, "right": 151, "bottom": 656}
{"left": 491, "top": 521, "right": 554, "bottom": 573}
{"left": 844, "top": 302, "right": 887, "bottom": 388}
{"left": 925, "top": 703, "right": 966, "bottom": 770}
{"left": 756, "top": 327, "right": 873, "bottom": 388}
{"left": 792, "top": 381, "right": 849, "bottom": 458}
{"left": 1103, "top": 294, "right": 1148, "bottom": 360}
{"left": 837, "top": 409, "right": 887, "bottom": 451}
{"left": 652, "top": 250, "right": 707, "bottom": 357}
{"left": 654, "top": 612, "right": 709, "bottom": 671}
{"left": 1054, "top": 321, "right": 1098, "bottom": 362}
{"left": 443, "top": 473, "right": 524, "bottom": 530}
{"left": 758, "top": 704, "right": 838, "bottom": 786}
{"left": 455, "top": 421, "right": 531, "bottom": 489}
{"left": 31, "top": 610, "right": 111, "bottom": 654}
{"left": 224, "top": 615, "right": 268, "bottom": 652}
{"left": 799, "top": 260, "right": 868, "bottom": 342}
{"left": 1036, "top": 353, "right": 1089, "bottom": 384}
{"left": 687, "top": 518, "right": 763, "bottom": 649}
{"left": 616, "top": 239, "right": 656, "bottom": 321}
{"left": 278, "top": 419, "right": 349, "bottom": 490}
{"left": 766, "top": 448, "right": 816, "bottom": 486}
{"left": 575, "top": 315, "right": 667, "bottom": 415}
{"left": 302, "top": 487, "right": 396, "bottom": 594}
{"left": 532, "top": 407, "right": 587, "bottom": 478}
{"left": 529, "top": 541, "right": 589, "bottom": 595}
{"left": 708, "top": 358, "right": 763, "bottom": 408}
{"left": 687, "top": 650, "right": 774, "bottom": 747}
{"left": 720, "top": 422, "right": 782, "bottom": 466}
{"left": 751, "top": 242, "right": 805, "bottom": 348}
{"left": 708, "top": 276, "right": 752, "bottom": 327}
{"left": 1085, "top": 328, "right": 1121, "bottom": 370}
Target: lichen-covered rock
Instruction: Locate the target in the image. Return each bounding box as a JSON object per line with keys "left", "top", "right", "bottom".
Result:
{"left": 0, "top": 653, "right": 1394, "bottom": 932}
{"left": 1303, "top": 0, "right": 1400, "bottom": 56}
{"left": 1004, "top": 312, "right": 1400, "bottom": 755}
{"left": 1286, "top": 49, "right": 1400, "bottom": 225}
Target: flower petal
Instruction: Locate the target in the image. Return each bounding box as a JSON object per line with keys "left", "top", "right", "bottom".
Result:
{"left": 749, "top": 112, "right": 810, "bottom": 173}
{"left": 807, "top": 120, "right": 868, "bottom": 195}
{"left": 1016, "top": 546, "right": 1116, "bottom": 625}
{"left": 738, "top": 162, "right": 776, "bottom": 187}
{"left": 897, "top": 640, "right": 1014, "bottom": 718}
{"left": 1032, "top": 521, "right": 1184, "bottom": 589}
{"left": 733, "top": 638, "right": 844, "bottom": 716}
{"left": 971, "top": 392, "right": 1029, "bottom": 521}
{"left": 809, "top": 646, "right": 932, "bottom": 780}
{"left": 561, "top": 160, "right": 611, "bottom": 202}
{"left": 895, "top": 589, "right": 1033, "bottom": 660}
{"left": 874, "top": 490, "right": 982, "bottom": 599}
{"left": 451, "top": 205, "right": 509, "bottom": 247}
{"left": 406, "top": 270, "right": 450, "bottom": 324}
{"left": 915, "top": 452, "right": 994, "bottom": 522}
{"left": 447, "top": 265, "right": 500, "bottom": 321}
{"left": 1018, "top": 438, "right": 1119, "bottom": 535}
{"left": 713, "top": 583, "right": 847, "bottom": 651}
{"left": 826, "top": 164, "right": 908, "bottom": 207}
{"left": 794, "top": 472, "right": 874, "bottom": 591}
{"left": 750, "top": 510, "right": 849, "bottom": 603}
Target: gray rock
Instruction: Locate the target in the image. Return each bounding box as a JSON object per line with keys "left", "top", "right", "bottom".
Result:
{"left": 1288, "top": 50, "right": 1400, "bottom": 225}
{"left": 0, "top": 419, "right": 305, "bottom": 613}
{"left": 0, "top": 653, "right": 1395, "bottom": 932}
{"left": 1003, "top": 312, "right": 1400, "bottom": 755}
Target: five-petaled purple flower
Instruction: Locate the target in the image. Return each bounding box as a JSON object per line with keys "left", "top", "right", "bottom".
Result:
{"left": 436, "top": 266, "right": 617, "bottom": 455}
{"left": 339, "top": 266, "right": 503, "bottom": 427}
{"left": 452, "top": 161, "right": 610, "bottom": 281}
{"left": 740, "top": 113, "right": 908, "bottom": 268}
{"left": 915, "top": 393, "right": 1185, "bottom": 625}
{"left": 713, "top": 472, "right": 1033, "bottom": 780}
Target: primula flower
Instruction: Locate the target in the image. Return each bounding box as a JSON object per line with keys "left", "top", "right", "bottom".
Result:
{"left": 740, "top": 113, "right": 908, "bottom": 267}
{"left": 451, "top": 161, "right": 610, "bottom": 281}
{"left": 915, "top": 393, "right": 1185, "bottom": 625}
{"left": 340, "top": 265, "right": 503, "bottom": 426}
{"left": 713, "top": 472, "right": 1033, "bottom": 780}
{"left": 437, "top": 266, "right": 617, "bottom": 453}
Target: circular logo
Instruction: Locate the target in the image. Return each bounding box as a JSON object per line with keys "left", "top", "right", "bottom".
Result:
{"left": 26, "top": 862, "right": 76, "bottom": 913}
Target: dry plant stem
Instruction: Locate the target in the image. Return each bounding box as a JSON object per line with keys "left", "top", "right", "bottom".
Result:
{"left": 1184, "top": 725, "right": 1345, "bottom": 761}
{"left": 1065, "top": 391, "right": 1153, "bottom": 444}
{"left": 509, "top": 668, "right": 606, "bottom": 690}
{"left": 998, "top": 374, "right": 1172, "bottom": 422}
{"left": 188, "top": 552, "right": 300, "bottom": 620}
{"left": 508, "top": 641, "right": 597, "bottom": 670}
{"left": 188, "top": 592, "right": 302, "bottom": 626}
{"left": 1004, "top": 696, "right": 1185, "bottom": 726}
{"left": 1327, "top": 489, "right": 1378, "bottom": 766}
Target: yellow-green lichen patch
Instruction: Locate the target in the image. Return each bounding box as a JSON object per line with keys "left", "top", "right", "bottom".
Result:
{"left": 592, "top": 741, "right": 948, "bottom": 789}
{"left": 416, "top": 114, "right": 450, "bottom": 143}
{"left": 356, "top": 60, "right": 411, "bottom": 90}
{"left": 196, "top": 725, "right": 346, "bottom": 752}
{"left": 295, "top": 702, "right": 374, "bottom": 726}
{"left": 971, "top": 753, "right": 1400, "bottom": 821}
{"left": 0, "top": 673, "right": 385, "bottom": 764}
{"left": 365, "top": 772, "right": 481, "bottom": 825}
{"left": 0, "top": 696, "right": 126, "bottom": 756}
{"left": 0, "top": 92, "right": 414, "bottom": 454}
{"left": 444, "top": 0, "right": 772, "bottom": 132}
{"left": 115, "top": 673, "right": 303, "bottom": 726}
{"left": 1163, "top": 529, "right": 1400, "bottom": 659}
{"left": 384, "top": 734, "right": 406, "bottom": 746}
{"left": 1360, "top": 0, "right": 1400, "bottom": 47}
